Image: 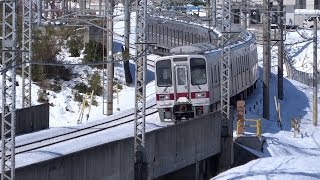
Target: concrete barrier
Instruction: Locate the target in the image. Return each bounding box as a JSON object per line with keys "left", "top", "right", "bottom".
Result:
{"left": 0, "top": 103, "right": 49, "bottom": 136}
{"left": 14, "top": 112, "right": 221, "bottom": 180}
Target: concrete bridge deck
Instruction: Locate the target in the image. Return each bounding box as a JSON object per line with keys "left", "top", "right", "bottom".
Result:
{"left": 13, "top": 112, "right": 221, "bottom": 180}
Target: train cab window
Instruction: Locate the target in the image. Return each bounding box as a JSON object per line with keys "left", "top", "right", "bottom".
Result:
{"left": 190, "top": 58, "right": 207, "bottom": 85}
{"left": 156, "top": 60, "right": 172, "bottom": 87}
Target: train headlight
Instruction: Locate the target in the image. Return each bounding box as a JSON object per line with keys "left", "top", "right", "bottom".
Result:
{"left": 195, "top": 92, "right": 206, "bottom": 98}
{"left": 157, "top": 94, "right": 173, "bottom": 101}
{"left": 192, "top": 91, "right": 209, "bottom": 99}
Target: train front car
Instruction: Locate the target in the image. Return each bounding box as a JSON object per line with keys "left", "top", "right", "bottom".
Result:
{"left": 155, "top": 55, "right": 210, "bottom": 122}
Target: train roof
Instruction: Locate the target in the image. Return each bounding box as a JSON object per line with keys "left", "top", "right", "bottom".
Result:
{"left": 169, "top": 43, "right": 217, "bottom": 54}
{"left": 169, "top": 29, "right": 255, "bottom": 55}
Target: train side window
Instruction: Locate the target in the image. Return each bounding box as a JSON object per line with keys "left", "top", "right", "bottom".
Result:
{"left": 245, "top": 54, "right": 247, "bottom": 70}
{"left": 240, "top": 55, "right": 243, "bottom": 73}
{"left": 211, "top": 65, "right": 214, "bottom": 84}
{"left": 237, "top": 57, "right": 239, "bottom": 74}
{"left": 232, "top": 58, "right": 235, "bottom": 76}
{"left": 214, "top": 65, "right": 217, "bottom": 83}
{"left": 217, "top": 66, "right": 220, "bottom": 83}
{"left": 243, "top": 55, "right": 245, "bottom": 72}
{"left": 230, "top": 61, "right": 233, "bottom": 76}
{"left": 246, "top": 54, "right": 249, "bottom": 70}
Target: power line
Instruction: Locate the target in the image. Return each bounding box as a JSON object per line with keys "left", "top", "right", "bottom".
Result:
{"left": 0, "top": 50, "right": 151, "bottom": 74}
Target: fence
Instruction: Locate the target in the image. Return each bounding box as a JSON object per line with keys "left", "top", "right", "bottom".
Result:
{"left": 0, "top": 103, "right": 49, "bottom": 136}
{"left": 284, "top": 52, "right": 315, "bottom": 87}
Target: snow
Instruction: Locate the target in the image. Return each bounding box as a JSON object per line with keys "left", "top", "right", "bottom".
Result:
{"left": 213, "top": 29, "right": 320, "bottom": 179}
{"left": 213, "top": 156, "right": 320, "bottom": 180}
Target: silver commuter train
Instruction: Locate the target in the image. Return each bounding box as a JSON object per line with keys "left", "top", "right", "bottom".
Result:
{"left": 155, "top": 30, "right": 258, "bottom": 122}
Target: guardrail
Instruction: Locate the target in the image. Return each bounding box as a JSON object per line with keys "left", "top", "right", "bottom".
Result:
{"left": 237, "top": 118, "right": 261, "bottom": 137}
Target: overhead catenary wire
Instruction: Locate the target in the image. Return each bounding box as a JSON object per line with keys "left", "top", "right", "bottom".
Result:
{"left": 0, "top": 49, "right": 152, "bottom": 74}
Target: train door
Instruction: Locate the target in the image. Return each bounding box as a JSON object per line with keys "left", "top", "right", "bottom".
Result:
{"left": 174, "top": 65, "right": 189, "bottom": 102}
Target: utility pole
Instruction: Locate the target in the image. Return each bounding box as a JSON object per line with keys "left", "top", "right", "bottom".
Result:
{"left": 37, "top": 0, "right": 42, "bottom": 26}
{"left": 99, "top": 0, "right": 103, "bottom": 16}
{"left": 107, "top": 0, "right": 114, "bottom": 116}
{"left": 240, "top": 0, "right": 247, "bottom": 29}
{"left": 313, "top": 17, "right": 318, "bottom": 126}
{"left": 124, "top": 0, "right": 133, "bottom": 85}
{"left": 1, "top": 0, "right": 17, "bottom": 179}
{"left": 211, "top": 0, "right": 216, "bottom": 27}
{"left": 103, "top": 0, "right": 114, "bottom": 115}
{"left": 134, "top": 0, "right": 147, "bottom": 178}
{"left": 79, "top": 0, "right": 86, "bottom": 15}
{"left": 278, "top": 0, "right": 284, "bottom": 100}
{"left": 22, "top": 0, "right": 33, "bottom": 107}
{"left": 263, "top": 0, "right": 271, "bottom": 119}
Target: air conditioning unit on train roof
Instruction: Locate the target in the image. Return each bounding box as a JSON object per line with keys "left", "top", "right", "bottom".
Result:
{"left": 169, "top": 43, "right": 216, "bottom": 54}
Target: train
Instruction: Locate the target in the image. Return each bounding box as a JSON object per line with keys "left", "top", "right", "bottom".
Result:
{"left": 155, "top": 30, "right": 258, "bottom": 122}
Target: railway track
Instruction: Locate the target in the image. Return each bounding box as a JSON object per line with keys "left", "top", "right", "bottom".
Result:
{"left": 7, "top": 105, "right": 158, "bottom": 155}
{"left": 0, "top": 59, "right": 158, "bottom": 156}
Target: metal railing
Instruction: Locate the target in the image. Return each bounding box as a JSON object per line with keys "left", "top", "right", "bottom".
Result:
{"left": 236, "top": 118, "right": 261, "bottom": 137}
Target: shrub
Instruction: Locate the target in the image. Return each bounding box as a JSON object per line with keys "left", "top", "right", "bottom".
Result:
{"left": 91, "top": 97, "right": 98, "bottom": 106}
{"left": 74, "top": 92, "right": 84, "bottom": 103}
{"left": 67, "top": 35, "right": 83, "bottom": 57}
{"left": 50, "top": 82, "right": 62, "bottom": 92}
{"left": 32, "top": 27, "right": 60, "bottom": 82}
{"left": 74, "top": 82, "right": 89, "bottom": 94}
{"left": 37, "top": 89, "right": 49, "bottom": 103}
{"left": 31, "top": 27, "right": 73, "bottom": 83}
{"left": 83, "top": 41, "right": 104, "bottom": 64}
{"left": 89, "top": 73, "right": 103, "bottom": 96}
{"left": 114, "top": 83, "right": 123, "bottom": 91}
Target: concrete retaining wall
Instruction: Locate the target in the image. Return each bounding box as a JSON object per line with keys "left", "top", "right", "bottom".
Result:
{"left": 15, "top": 112, "right": 221, "bottom": 180}
{"left": 0, "top": 103, "right": 49, "bottom": 136}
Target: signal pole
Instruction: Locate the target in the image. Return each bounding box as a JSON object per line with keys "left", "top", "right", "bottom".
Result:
{"left": 313, "top": 18, "right": 318, "bottom": 126}
{"left": 263, "top": 0, "right": 271, "bottom": 119}
{"left": 134, "top": 0, "right": 147, "bottom": 179}
{"left": 278, "top": 0, "right": 284, "bottom": 100}
{"left": 1, "top": 0, "right": 17, "bottom": 179}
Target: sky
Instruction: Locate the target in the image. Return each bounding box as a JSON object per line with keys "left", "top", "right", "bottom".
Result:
{"left": 0, "top": 4, "right": 320, "bottom": 179}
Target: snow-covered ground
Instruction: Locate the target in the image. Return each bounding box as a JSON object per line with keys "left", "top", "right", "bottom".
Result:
{"left": 0, "top": 7, "right": 159, "bottom": 127}
{"left": 213, "top": 28, "right": 320, "bottom": 179}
